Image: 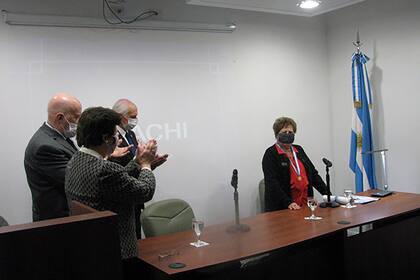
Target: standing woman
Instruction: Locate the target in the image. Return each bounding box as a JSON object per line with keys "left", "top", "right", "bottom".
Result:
{"left": 262, "top": 117, "right": 329, "bottom": 212}
{"left": 65, "top": 107, "right": 157, "bottom": 279}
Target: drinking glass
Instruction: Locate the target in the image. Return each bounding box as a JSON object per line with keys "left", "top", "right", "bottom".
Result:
{"left": 342, "top": 189, "right": 357, "bottom": 208}
{"left": 304, "top": 198, "right": 322, "bottom": 220}
{"left": 191, "top": 219, "right": 205, "bottom": 247}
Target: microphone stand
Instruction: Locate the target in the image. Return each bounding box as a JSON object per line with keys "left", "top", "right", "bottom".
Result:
{"left": 226, "top": 171, "right": 250, "bottom": 233}
{"left": 319, "top": 164, "right": 339, "bottom": 208}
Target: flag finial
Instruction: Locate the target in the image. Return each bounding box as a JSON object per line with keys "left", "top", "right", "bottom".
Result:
{"left": 353, "top": 28, "right": 363, "bottom": 53}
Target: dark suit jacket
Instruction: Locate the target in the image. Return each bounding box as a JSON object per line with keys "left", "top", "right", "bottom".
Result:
{"left": 262, "top": 144, "right": 329, "bottom": 212}
{"left": 110, "top": 129, "right": 138, "bottom": 167}
{"left": 65, "top": 151, "right": 155, "bottom": 259}
{"left": 24, "top": 123, "right": 78, "bottom": 221}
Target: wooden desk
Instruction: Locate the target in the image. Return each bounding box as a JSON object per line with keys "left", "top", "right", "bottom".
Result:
{"left": 138, "top": 191, "right": 420, "bottom": 279}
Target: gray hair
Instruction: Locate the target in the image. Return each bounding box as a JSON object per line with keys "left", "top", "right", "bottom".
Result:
{"left": 273, "top": 117, "right": 297, "bottom": 137}
{"left": 112, "top": 99, "right": 131, "bottom": 116}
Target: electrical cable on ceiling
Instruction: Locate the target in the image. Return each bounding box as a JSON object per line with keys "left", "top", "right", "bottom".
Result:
{"left": 103, "top": 0, "right": 158, "bottom": 25}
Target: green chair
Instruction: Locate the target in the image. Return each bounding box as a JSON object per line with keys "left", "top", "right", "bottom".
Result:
{"left": 259, "top": 179, "right": 266, "bottom": 213}
{"left": 0, "top": 216, "right": 8, "bottom": 227}
{"left": 140, "top": 198, "right": 195, "bottom": 238}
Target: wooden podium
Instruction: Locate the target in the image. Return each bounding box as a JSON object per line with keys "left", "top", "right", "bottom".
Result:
{"left": 0, "top": 202, "right": 122, "bottom": 280}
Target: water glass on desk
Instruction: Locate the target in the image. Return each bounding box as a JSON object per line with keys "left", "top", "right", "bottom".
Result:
{"left": 304, "top": 198, "right": 322, "bottom": 220}
{"left": 190, "top": 218, "right": 209, "bottom": 247}
{"left": 342, "top": 189, "right": 357, "bottom": 208}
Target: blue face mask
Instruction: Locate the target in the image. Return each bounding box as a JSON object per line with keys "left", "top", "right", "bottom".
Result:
{"left": 277, "top": 132, "right": 295, "bottom": 144}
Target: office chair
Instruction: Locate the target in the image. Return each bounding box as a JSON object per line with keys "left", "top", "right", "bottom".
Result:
{"left": 259, "top": 179, "right": 266, "bottom": 213}
{"left": 0, "top": 216, "right": 9, "bottom": 227}
{"left": 140, "top": 198, "right": 195, "bottom": 238}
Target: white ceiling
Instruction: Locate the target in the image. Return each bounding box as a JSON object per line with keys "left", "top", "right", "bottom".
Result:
{"left": 186, "top": 0, "right": 366, "bottom": 17}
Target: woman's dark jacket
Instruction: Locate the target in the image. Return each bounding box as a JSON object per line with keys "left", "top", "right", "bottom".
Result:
{"left": 262, "top": 144, "right": 329, "bottom": 212}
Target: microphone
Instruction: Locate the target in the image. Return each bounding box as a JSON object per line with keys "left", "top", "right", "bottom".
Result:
{"left": 231, "top": 169, "right": 238, "bottom": 189}
{"left": 319, "top": 157, "right": 339, "bottom": 208}
{"left": 226, "top": 169, "right": 250, "bottom": 233}
{"left": 322, "top": 158, "right": 332, "bottom": 168}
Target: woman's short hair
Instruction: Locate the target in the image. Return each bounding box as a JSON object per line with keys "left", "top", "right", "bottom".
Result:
{"left": 272, "top": 117, "right": 297, "bottom": 137}
{"left": 76, "top": 107, "right": 122, "bottom": 147}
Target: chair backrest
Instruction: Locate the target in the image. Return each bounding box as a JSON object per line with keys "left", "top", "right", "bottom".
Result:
{"left": 140, "top": 198, "right": 195, "bottom": 238}
{"left": 0, "top": 216, "right": 8, "bottom": 227}
{"left": 259, "top": 179, "right": 266, "bottom": 213}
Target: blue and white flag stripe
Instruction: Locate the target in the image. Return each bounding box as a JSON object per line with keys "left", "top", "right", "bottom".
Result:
{"left": 349, "top": 52, "right": 376, "bottom": 192}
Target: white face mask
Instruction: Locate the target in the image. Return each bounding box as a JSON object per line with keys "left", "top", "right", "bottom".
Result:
{"left": 63, "top": 116, "right": 77, "bottom": 138}
{"left": 127, "top": 118, "right": 138, "bottom": 130}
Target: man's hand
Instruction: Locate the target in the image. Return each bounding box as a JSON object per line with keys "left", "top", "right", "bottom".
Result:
{"left": 151, "top": 154, "right": 169, "bottom": 170}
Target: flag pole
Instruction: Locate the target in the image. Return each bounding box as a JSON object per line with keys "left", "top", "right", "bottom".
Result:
{"left": 350, "top": 29, "right": 381, "bottom": 194}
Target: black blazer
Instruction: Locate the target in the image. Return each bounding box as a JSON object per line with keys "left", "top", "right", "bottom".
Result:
{"left": 24, "top": 123, "right": 78, "bottom": 221}
{"left": 110, "top": 129, "right": 138, "bottom": 167}
{"left": 262, "top": 144, "right": 328, "bottom": 212}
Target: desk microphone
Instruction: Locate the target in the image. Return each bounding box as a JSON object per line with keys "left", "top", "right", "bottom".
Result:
{"left": 226, "top": 169, "right": 250, "bottom": 233}
{"left": 231, "top": 169, "right": 238, "bottom": 189}
{"left": 319, "top": 158, "right": 339, "bottom": 208}
{"left": 322, "top": 158, "right": 332, "bottom": 168}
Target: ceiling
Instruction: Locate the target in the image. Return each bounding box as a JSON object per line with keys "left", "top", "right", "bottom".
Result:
{"left": 0, "top": 0, "right": 367, "bottom": 19}
{"left": 186, "top": 0, "right": 366, "bottom": 17}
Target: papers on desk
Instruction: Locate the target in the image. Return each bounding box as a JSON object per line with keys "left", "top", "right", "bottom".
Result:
{"left": 352, "top": 195, "right": 380, "bottom": 204}
{"left": 323, "top": 195, "right": 379, "bottom": 205}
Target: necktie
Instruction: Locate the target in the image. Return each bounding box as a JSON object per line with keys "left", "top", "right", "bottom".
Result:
{"left": 125, "top": 131, "right": 137, "bottom": 155}
{"left": 125, "top": 132, "right": 134, "bottom": 145}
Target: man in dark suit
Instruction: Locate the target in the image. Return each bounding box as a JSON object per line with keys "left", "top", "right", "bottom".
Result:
{"left": 110, "top": 99, "right": 140, "bottom": 167}
{"left": 110, "top": 98, "right": 168, "bottom": 238}
{"left": 24, "top": 93, "right": 82, "bottom": 221}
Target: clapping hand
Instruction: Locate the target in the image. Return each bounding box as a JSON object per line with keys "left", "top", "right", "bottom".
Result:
{"left": 110, "top": 139, "right": 133, "bottom": 158}
{"left": 136, "top": 139, "right": 158, "bottom": 169}
{"left": 151, "top": 154, "right": 169, "bottom": 170}
{"left": 110, "top": 139, "right": 132, "bottom": 158}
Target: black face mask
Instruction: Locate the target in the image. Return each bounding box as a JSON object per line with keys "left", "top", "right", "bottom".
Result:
{"left": 277, "top": 132, "right": 295, "bottom": 144}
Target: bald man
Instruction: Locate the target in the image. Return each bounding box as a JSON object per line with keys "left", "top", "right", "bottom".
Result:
{"left": 24, "top": 93, "right": 82, "bottom": 221}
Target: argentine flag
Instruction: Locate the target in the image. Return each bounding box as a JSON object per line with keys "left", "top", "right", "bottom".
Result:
{"left": 349, "top": 52, "right": 376, "bottom": 192}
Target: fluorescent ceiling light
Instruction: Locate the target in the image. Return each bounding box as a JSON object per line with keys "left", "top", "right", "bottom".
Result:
{"left": 297, "top": 0, "right": 321, "bottom": 9}
{"left": 1, "top": 11, "right": 236, "bottom": 33}
{"left": 228, "top": 23, "right": 237, "bottom": 29}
